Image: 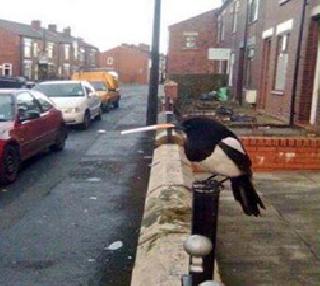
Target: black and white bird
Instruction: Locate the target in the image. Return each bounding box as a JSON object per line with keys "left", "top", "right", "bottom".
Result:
{"left": 181, "top": 117, "right": 265, "bottom": 217}
{"left": 121, "top": 117, "right": 265, "bottom": 216}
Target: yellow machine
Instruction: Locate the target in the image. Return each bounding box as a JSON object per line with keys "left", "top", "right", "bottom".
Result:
{"left": 72, "top": 69, "right": 120, "bottom": 111}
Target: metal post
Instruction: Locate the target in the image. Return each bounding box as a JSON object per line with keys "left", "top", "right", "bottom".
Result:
{"left": 146, "top": 0, "right": 161, "bottom": 125}
{"left": 165, "top": 95, "right": 174, "bottom": 143}
{"left": 191, "top": 181, "right": 221, "bottom": 284}
{"left": 290, "top": 0, "right": 308, "bottom": 126}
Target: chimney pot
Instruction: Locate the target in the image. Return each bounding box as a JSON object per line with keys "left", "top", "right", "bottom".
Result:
{"left": 31, "top": 20, "right": 41, "bottom": 30}
{"left": 48, "top": 24, "right": 57, "bottom": 33}
{"left": 63, "top": 26, "right": 71, "bottom": 36}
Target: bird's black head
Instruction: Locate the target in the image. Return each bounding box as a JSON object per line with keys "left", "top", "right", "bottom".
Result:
{"left": 181, "top": 117, "right": 221, "bottom": 133}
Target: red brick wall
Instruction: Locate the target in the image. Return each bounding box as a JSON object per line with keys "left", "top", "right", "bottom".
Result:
{"left": 167, "top": 10, "right": 218, "bottom": 75}
{"left": 99, "top": 46, "right": 150, "bottom": 85}
{"left": 0, "top": 27, "right": 21, "bottom": 76}
{"left": 241, "top": 137, "right": 320, "bottom": 171}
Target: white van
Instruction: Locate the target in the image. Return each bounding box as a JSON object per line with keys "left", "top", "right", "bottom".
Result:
{"left": 34, "top": 81, "right": 101, "bottom": 129}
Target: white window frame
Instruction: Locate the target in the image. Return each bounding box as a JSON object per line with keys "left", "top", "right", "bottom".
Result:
{"left": 80, "top": 48, "right": 85, "bottom": 63}
{"left": 73, "top": 41, "right": 78, "bottom": 60}
{"left": 232, "top": 1, "right": 240, "bottom": 33}
{"left": 107, "top": 57, "right": 114, "bottom": 65}
{"left": 249, "top": 0, "right": 260, "bottom": 23}
{"left": 183, "top": 32, "right": 198, "bottom": 49}
{"left": 63, "top": 63, "right": 71, "bottom": 77}
{"left": 33, "top": 42, "right": 38, "bottom": 58}
{"left": 65, "top": 44, "right": 70, "bottom": 60}
{"left": 24, "top": 38, "right": 32, "bottom": 58}
{"left": 2, "top": 63, "right": 12, "bottom": 76}
{"left": 23, "top": 60, "right": 32, "bottom": 79}
{"left": 47, "top": 42, "right": 54, "bottom": 59}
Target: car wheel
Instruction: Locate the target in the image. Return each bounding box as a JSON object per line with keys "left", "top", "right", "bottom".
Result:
{"left": 113, "top": 100, "right": 119, "bottom": 109}
{"left": 0, "top": 145, "right": 20, "bottom": 185}
{"left": 95, "top": 107, "right": 102, "bottom": 121}
{"left": 81, "top": 111, "right": 91, "bottom": 130}
{"left": 51, "top": 124, "right": 67, "bottom": 151}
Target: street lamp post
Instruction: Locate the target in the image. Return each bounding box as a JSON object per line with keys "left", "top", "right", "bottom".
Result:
{"left": 146, "top": 0, "right": 161, "bottom": 125}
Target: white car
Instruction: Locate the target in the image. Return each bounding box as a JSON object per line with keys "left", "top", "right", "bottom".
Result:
{"left": 34, "top": 81, "right": 102, "bottom": 129}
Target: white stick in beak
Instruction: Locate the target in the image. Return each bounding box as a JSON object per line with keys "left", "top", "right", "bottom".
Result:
{"left": 121, "top": 123, "right": 175, "bottom": 134}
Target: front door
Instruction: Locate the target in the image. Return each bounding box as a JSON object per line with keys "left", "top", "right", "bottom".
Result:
{"left": 310, "top": 20, "right": 320, "bottom": 125}
{"left": 259, "top": 38, "right": 271, "bottom": 109}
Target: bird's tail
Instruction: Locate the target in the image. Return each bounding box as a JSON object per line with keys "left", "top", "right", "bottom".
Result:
{"left": 230, "top": 175, "right": 265, "bottom": 216}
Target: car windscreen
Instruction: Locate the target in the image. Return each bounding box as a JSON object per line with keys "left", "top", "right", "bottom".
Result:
{"left": 0, "top": 95, "right": 14, "bottom": 121}
{"left": 90, "top": 81, "right": 107, "bottom": 92}
{"left": 34, "top": 83, "right": 84, "bottom": 97}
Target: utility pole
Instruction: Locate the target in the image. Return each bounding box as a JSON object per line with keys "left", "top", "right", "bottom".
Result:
{"left": 146, "top": 0, "right": 161, "bottom": 125}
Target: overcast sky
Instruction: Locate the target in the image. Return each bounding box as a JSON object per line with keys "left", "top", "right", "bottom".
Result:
{"left": 0, "top": 0, "right": 221, "bottom": 53}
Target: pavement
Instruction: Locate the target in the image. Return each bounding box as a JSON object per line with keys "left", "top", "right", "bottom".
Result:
{"left": 0, "top": 85, "right": 153, "bottom": 286}
{"left": 201, "top": 171, "right": 320, "bottom": 286}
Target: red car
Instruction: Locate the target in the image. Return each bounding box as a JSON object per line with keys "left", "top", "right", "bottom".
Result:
{"left": 0, "top": 89, "right": 67, "bottom": 184}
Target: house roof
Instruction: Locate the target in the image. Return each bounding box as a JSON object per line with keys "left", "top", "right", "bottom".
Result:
{"left": 0, "top": 18, "right": 97, "bottom": 48}
{"left": 169, "top": 9, "right": 218, "bottom": 29}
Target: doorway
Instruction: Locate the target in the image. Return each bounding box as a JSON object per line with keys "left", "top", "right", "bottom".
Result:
{"left": 310, "top": 20, "right": 320, "bottom": 124}
{"left": 259, "top": 38, "right": 272, "bottom": 109}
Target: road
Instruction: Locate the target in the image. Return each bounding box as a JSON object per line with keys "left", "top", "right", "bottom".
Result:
{"left": 0, "top": 85, "right": 153, "bottom": 286}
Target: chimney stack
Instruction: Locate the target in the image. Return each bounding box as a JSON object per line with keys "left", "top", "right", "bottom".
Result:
{"left": 48, "top": 24, "right": 57, "bottom": 33}
{"left": 31, "top": 20, "right": 41, "bottom": 30}
{"left": 63, "top": 26, "right": 71, "bottom": 36}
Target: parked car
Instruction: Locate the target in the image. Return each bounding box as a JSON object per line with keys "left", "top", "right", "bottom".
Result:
{"left": 34, "top": 81, "right": 102, "bottom": 129}
{"left": 0, "top": 89, "right": 67, "bottom": 184}
{"left": 0, "top": 76, "right": 26, "bottom": 88}
{"left": 72, "top": 70, "right": 120, "bottom": 112}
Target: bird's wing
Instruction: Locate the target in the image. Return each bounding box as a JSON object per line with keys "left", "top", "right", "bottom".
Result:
{"left": 218, "top": 141, "right": 252, "bottom": 173}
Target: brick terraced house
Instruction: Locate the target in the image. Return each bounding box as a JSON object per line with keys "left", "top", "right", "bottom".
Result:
{"left": 167, "top": 0, "right": 320, "bottom": 128}
{"left": 0, "top": 19, "right": 99, "bottom": 81}
{"left": 99, "top": 44, "right": 150, "bottom": 85}
{"left": 218, "top": 0, "right": 320, "bottom": 127}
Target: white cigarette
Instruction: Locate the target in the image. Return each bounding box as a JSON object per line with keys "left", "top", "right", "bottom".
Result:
{"left": 121, "top": 123, "right": 175, "bottom": 134}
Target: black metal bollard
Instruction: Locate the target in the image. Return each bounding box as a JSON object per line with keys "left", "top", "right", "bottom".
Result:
{"left": 191, "top": 180, "right": 221, "bottom": 284}
{"left": 165, "top": 95, "right": 174, "bottom": 143}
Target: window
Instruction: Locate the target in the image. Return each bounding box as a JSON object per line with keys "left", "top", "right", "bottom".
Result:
{"left": 218, "top": 60, "right": 228, "bottom": 74}
{"left": 47, "top": 42, "right": 54, "bottom": 59}
{"left": 24, "top": 38, "right": 32, "bottom": 58}
{"left": 183, "top": 32, "right": 198, "bottom": 49}
{"left": 23, "top": 60, "right": 32, "bottom": 80}
{"left": 63, "top": 63, "right": 71, "bottom": 77}
{"left": 229, "top": 53, "right": 235, "bottom": 86}
{"left": 73, "top": 41, "right": 78, "bottom": 60}
{"left": 48, "top": 63, "right": 55, "bottom": 74}
{"left": 232, "top": 1, "right": 240, "bottom": 33}
{"left": 218, "top": 14, "right": 225, "bottom": 42}
{"left": 16, "top": 92, "right": 40, "bottom": 120}
{"left": 90, "top": 49, "right": 96, "bottom": 66}
{"left": 31, "top": 90, "right": 54, "bottom": 112}
{"left": 249, "top": 0, "right": 260, "bottom": 23}
{"left": 65, "top": 44, "right": 70, "bottom": 60}
{"left": 246, "top": 47, "right": 255, "bottom": 87}
{"left": 107, "top": 57, "right": 114, "bottom": 65}
{"left": 80, "top": 48, "right": 85, "bottom": 63}
{"left": 0, "top": 95, "right": 14, "bottom": 121}
{"left": 274, "top": 34, "right": 290, "bottom": 91}
{"left": 33, "top": 42, "right": 39, "bottom": 58}
{"left": 2, "top": 63, "right": 12, "bottom": 76}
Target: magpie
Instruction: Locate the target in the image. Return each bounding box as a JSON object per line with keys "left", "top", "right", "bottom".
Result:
{"left": 181, "top": 117, "right": 265, "bottom": 216}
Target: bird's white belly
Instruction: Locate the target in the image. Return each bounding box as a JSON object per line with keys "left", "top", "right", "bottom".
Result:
{"left": 199, "top": 146, "right": 242, "bottom": 177}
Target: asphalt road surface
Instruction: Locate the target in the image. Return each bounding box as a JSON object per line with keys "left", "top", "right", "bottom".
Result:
{"left": 0, "top": 85, "right": 153, "bottom": 286}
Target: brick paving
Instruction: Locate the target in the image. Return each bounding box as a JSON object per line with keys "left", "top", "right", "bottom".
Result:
{"left": 199, "top": 172, "right": 320, "bottom": 286}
